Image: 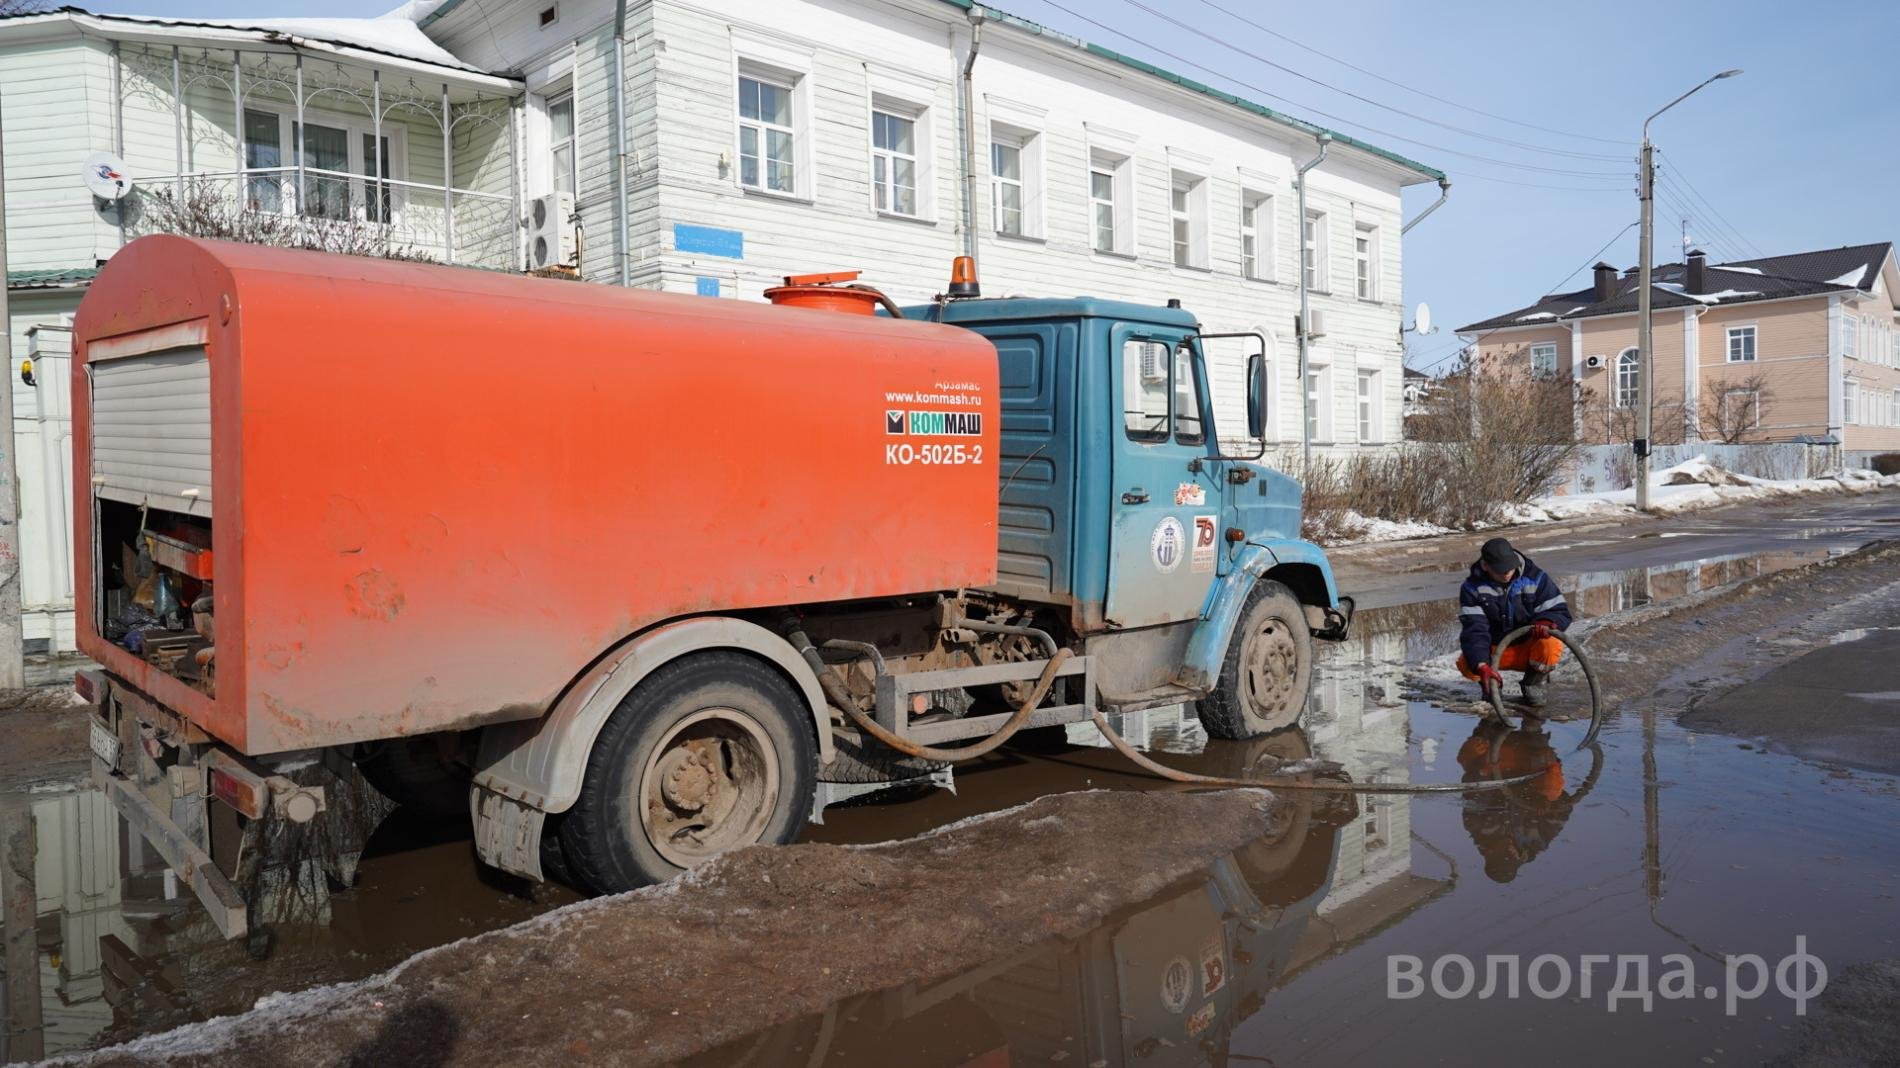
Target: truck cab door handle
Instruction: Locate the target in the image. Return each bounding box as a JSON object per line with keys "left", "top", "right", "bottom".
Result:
{"left": 1122, "top": 490, "right": 1149, "bottom": 505}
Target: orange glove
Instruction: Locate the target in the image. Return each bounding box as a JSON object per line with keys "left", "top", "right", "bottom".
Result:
{"left": 1531, "top": 619, "right": 1555, "bottom": 641}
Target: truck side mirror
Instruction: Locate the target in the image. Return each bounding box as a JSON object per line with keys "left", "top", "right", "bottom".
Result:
{"left": 1246, "top": 353, "right": 1267, "bottom": 439}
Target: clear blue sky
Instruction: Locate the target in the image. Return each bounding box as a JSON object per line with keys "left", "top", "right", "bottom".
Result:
{"left": 91, "top": 0, "right": 1900, "bottom": 375}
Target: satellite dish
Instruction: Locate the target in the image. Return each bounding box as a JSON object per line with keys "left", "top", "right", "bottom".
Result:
{"left": 82, "top": 152, "right": 133, "bottom": 201}
{"left": 1411, "top": 302, "right": 1435, "bottom": 335}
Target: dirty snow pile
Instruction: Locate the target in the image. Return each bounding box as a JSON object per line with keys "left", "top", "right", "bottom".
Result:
{"left": 1331, "top": 512, "right": 1457, "bottom": 543}
{"left": 1499, "top": 456, "right": 1900, "bottom": 525}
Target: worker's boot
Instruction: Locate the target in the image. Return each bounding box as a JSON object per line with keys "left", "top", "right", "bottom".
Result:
{"left": 1520, "top": 669, "right": 1551, "bottom": 710}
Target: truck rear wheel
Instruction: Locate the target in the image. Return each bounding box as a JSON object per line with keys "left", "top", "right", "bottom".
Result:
{"left": 560, "top": 652, "right": 817, "bottom": 894}
{"left": 1195, "top": 580, "right": 1313, "bottom": 740}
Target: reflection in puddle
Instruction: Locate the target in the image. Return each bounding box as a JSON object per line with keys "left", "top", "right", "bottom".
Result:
{"left": 5, "top": 537, "right": 1895, "bottom": 1061}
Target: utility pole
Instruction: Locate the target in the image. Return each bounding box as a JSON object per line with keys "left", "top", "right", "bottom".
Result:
{"left": 0, "top": 86, "right": 23, "bottom": 690}
{"left": 1635, "top": 70, "right": 1742, "bottom": 512}
{"left": 1635, "top": 139, "right": 1655, "bottom": 510}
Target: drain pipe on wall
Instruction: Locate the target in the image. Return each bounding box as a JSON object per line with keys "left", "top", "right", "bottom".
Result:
{"left": 1401, "top": 177, "right": 1451, "bottom": 235}
{"left": 957, "top": 12, "right": 986, "bottom": 271}
{"left": 611, "top": 0, "right": 632, "bottom": 287}
{"left": 1294, "top": 133, "right": 1330, "bottom": 471}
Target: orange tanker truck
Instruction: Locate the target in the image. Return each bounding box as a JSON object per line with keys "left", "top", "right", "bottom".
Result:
{"left": 73, "top": 236, "right": 1352, "bottom": 936}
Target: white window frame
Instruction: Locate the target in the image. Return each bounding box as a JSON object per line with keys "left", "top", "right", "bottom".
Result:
{"left": 988, "top": 122, "right": 1042, "bottom": 238}
{"left": 1240, "top": 191, "right": 1272, "bottom": 281}
{"left": 868, "top": 96, "right": 931, "bottom": 220}
{"left": 1357, "top": 368, "right": 1382, "bottom": 442}
{"left": 1354, "top": 222, "right": 1380, "bottom": 302}
{"left": 1305, "top": 360, "right": 1333, "bottom": 443}
{"left": 1089, "top": 148, "right": 1134, "bottom": 256}
{"left": 1725, "top": 324, "right": 1757, "bottom": 363}
{"left": 1843, "top": 376, "right": 1858, "bottom": 424}
{"left": 1892, "top": 387, "right": 1900, "bottom": 426}
{"left": 731, "top": 33, "right": 814, "bottom": 201}
{"left": 240, "top": 107, "right": 408, "bottom": 225}
{"left": 1303, "top": 209, "right": 1329, "bottom": 292}
{"left": 545, "top": 91, "right": 576, "bottom": 198}
{"left": 1529, "top": 342, "right": 1558, "bottom": 378}
{"left": 1615, "top": 348, "right": 1640, "bottom": 408}
{"left": 1169, "top": 169, "right": 1209, "bottom": 270}
{"left": 1841, "top": 312, "right": 1859, "bottom": 359}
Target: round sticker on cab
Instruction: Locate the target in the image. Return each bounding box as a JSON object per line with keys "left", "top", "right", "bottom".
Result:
{"left": 1151, "top": 517, "right": 1186, "bottom": 574}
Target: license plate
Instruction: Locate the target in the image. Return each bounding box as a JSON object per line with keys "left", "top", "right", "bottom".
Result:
{"left": 89, "top": 717, "right": 121, "bottom": 770}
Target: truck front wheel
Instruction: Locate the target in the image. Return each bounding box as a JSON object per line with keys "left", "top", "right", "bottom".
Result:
{"left": 1195, "top": 580, "right": 1314, "bottom": 740}
{"left": 560, "top": 652, "right": 817, "bottom": 894}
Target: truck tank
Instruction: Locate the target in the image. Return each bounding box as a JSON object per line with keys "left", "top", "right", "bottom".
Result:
{"left": 73, "top": 236, "right": 1000, "bottom": 753}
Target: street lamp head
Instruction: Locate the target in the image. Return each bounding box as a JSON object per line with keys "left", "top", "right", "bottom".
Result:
{"left": 1715, "top": 68, "right": 1743, "bottom": 79}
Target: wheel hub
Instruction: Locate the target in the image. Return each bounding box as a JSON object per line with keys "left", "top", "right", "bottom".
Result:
{"left": 1242, "top": 618, "right": 1299, "bottom": 714}
{"left": 658, "top": 746, "right": 717, "bottom": 813}
{"left": 638, "top": 709, "right": 780, "bottom": 869}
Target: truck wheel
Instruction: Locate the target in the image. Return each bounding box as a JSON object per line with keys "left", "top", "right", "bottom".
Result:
{"left": 1195, "top": 580, "right": 1313, "bottom": 740}
{"left": 560, "top": 652, "right": 817, "bottom": 894}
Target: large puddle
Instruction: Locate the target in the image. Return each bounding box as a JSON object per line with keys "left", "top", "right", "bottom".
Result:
{"left": 3, "top": 544, "right": 1893, "bottom": 1061}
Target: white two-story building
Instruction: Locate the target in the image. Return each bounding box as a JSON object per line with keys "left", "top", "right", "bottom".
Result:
{"left": 2, "top": 0, "right": 1445, "bottom": 651}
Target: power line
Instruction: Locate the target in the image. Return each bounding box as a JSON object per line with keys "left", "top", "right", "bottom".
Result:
{"left": 1453, "top": 170, "right": 1629, "bottom": 193}
{"left": 1032, "top": 0, "right": 1632, "bottom": 179}
{"left": 1655, "top": 153, "right": 1766, "bottom": 259}
{"left": 1654, "top": 172, "right": 1751, "bottom": 259}
{"left": 1187, "top": 0, "right": 1631, "bottom": 149}
{"left": 1416, "top": 221, "right": 1640, "bottom": 375}
{"left": 1115, "top": 0, "right": 1629, "bottom": 163}
{"left": 1654, "top": 188, "right": 1742, "bottom": 264}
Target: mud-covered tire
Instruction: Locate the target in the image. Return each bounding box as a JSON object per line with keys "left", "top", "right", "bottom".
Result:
{"left": 820, "top": 728, "right": 947, "bottom": 784}
{"left": 1195, "top": 579, "right": 1314, "bottom": 740}
{"left": 560, "top": 652, "right": 817, "bottom": 895}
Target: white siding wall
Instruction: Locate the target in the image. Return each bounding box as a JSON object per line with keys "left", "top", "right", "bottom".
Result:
{"left": 634, "top": 0, "right": 1412, "bottom": 449}
{"left": 6, "top": 294, "right": 83, "bottom": 651}
{"left": 0, "top": 37, "right": 117, "bottom": 272}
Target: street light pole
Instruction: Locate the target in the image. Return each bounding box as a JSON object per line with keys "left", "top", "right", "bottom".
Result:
{"left": 1635, "top": 69, "right": 1741, "bottom": 511}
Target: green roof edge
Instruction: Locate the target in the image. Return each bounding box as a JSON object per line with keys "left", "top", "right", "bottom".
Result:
{"left": 7, "top": 266, "right": 99, "bottom": 288}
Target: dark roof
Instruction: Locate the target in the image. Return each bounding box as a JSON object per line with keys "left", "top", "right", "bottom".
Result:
{"left": 1457, "top": 242, "right": 1892, "bottom": 334}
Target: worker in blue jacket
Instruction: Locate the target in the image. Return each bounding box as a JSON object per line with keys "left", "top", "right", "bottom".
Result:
{"left": 1455, "top": 537, "right": 1572, "bottom": 709}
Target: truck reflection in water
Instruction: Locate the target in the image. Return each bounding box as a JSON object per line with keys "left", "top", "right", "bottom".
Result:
{"left": 689, "top": 738, "right": 1404, "bottom": 1068}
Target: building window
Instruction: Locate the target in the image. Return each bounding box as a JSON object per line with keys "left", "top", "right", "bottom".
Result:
{"left": 1169, "top": 171, "right": 1208, "bottom": 269}
{"left": 738, "top": 72, "right": 797, "bottom": 195}
{"left": 1529, "top": 342, "right": 1558, "bottom": 378}
{"left": 1357, "top": 369, "right": 1381, "bottom": 442}
{"left": 1240, "top": 192, "right": 1271, "bottom": 280}
{"left": 989, "top": 123, "right": 1041, "bottom": 238}
{"left": 1354, "top": 223, "right": 1379, "bottom": 301}
{"left": 1124, "top": 339, "right": 1172, "bottom": 443}
{"left": 547, "top": 94, "right": 576, "bottom": 197}
{"left": 1305, "top": 364, "right": 1332, "bottom": 442}
{"left": 1303, "top": 209, "right": 1328, "bottom": 291}
{"left": 870, "top": 107, "right": 920, "bottom": 217}
{"left": 1090, "top": 149, "right": 1132, "bottom": 255}
{"left": 1615, "top": 348, "right": 1639, "bottom": 408}
{"left": 1841, "top": 313, "right": 1859, "bottom": 358}
{"left": 1843, "top": 377, "right": 1858, "bottom": 424}
{"left": 1172, "top": 342, "right": 1205, "bottom": 445}
{"left": 1725, "top": 325, "right": 1756, "bottom": 363}
{"left": 992, "top": 140, "right": 1023, "bottom": 236}
{"left": 242, "top": 108, "right": 403, "bottom": 223}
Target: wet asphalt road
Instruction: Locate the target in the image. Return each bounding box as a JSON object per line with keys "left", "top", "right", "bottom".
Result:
{"left": 1333, "top": 491, "right": 1900, "bottom": 610}
{"left": 12, "top": 489, "right": 1900, "bottom": 1063}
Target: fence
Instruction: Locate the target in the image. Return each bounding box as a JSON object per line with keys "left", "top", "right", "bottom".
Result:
{"left": 1553, "top": 441, "right": 1843, "bottom": 495}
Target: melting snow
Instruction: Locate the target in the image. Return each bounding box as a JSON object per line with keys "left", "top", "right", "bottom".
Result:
{"left": 1826, "top": 266, "right": 1869, "bottom": 288}
{"left": 1652, "top": 282, "right": 1761, "bottom": 305}
{"left": 1720, "top": 265, "right": 1763, "bottom": 275}
{"left": 1515, "top": 311, "right": 1558, "bottom": 322}
{"left": 97, "top": 10, "right": 480, "bottom": 71}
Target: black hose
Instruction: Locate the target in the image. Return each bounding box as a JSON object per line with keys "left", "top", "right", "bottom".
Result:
{"left": 1485, "top": 626, "right": 1606, "bottom": 750}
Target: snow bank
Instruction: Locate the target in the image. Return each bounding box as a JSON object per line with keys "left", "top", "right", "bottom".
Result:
{"left": 1337, "top": 457, "right": 1900, "bottom": 547}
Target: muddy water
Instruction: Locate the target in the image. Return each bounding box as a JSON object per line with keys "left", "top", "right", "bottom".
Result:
{"left": 3, "top": 545, "right": 1890, "bottom": 1060}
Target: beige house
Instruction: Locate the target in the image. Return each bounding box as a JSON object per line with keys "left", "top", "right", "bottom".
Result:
{"left": 1458, "top": 243, "right": 1900, "bottom": 462}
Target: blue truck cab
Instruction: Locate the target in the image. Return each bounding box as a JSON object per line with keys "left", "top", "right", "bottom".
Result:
{"left": 909, "top": 295, "right": 1353, "bottom": 739}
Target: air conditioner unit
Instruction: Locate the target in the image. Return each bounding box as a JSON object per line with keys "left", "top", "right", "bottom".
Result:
{"left": 1300, "top": 308, "right": 1327, "bottom": 340}
{"left": 1585, "top": 354, "right": 1605, "bottom": 370}
{"left": 1139, "top": 341, "right": 1168, "bottom": 383}
{"left": 527, "top": 191, "right": 577, "bottom": 270}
